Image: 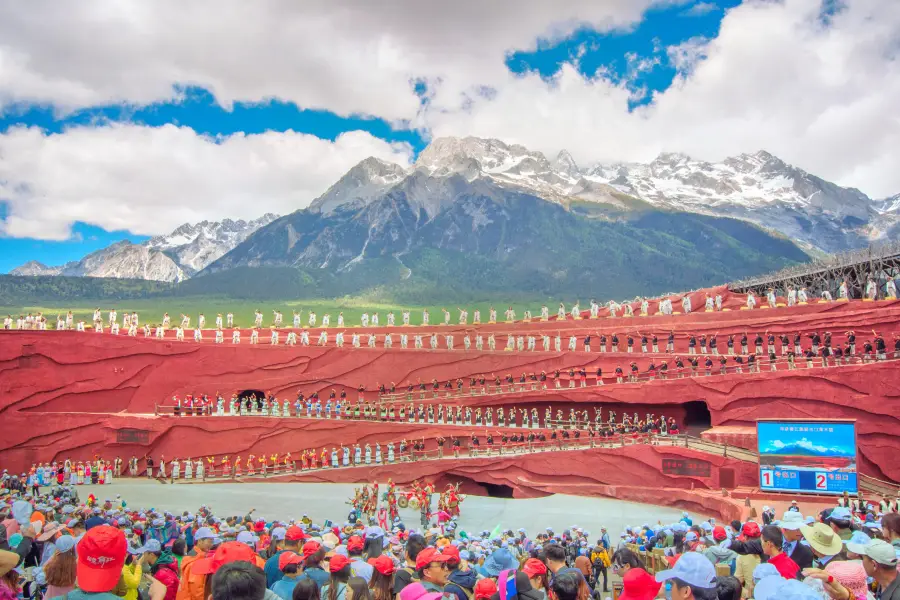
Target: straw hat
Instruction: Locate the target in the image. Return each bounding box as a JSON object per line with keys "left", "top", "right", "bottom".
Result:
{"left": 799, "top": 522, "right": 843, "bottom": 556}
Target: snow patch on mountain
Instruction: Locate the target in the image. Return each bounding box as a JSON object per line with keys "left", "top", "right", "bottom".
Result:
{"left": 11, "top": 214, "right": 279, "bottom": 281}
{"left": 309, "top": 157, "right": 408, "bottom": 215}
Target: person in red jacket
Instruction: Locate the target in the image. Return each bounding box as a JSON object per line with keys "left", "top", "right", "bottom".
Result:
{"left": 760, "top": 525, "right": 799, "bottom": 580}
{"left": 139, "top": 539, "right": 181, "bottom": 600}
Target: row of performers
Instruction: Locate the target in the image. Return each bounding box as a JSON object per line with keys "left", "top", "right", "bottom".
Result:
{"left": 147, "top": 419, "right": 679, "bottom": 479}
{"left": 171, "top": 393, "right": 678, "bottom": 432}
{"left": 26, "top": 459, "right": 119, "bottom": 486}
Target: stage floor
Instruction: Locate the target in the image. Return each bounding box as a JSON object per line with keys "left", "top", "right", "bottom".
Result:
{"left": 73, "top": 479, "right": 703, "bottom": 536}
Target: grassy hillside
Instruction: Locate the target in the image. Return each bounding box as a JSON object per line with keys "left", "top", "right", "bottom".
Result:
{"left": 0, "top": 297, "right": 555, "bottom": 329}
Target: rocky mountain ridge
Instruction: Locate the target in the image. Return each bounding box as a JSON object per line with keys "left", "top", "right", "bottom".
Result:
{"left": 10, "top": 136, "right": 897, "bottom": 282}
{"left": 11, "top": 214, "right": 278, "bottom": 282}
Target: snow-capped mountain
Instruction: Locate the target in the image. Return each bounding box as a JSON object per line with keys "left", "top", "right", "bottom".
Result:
{"left": 10, "top": 214, "right": 278, "bottom": 282}
{"left": 146, "top": 214, "right": 279, "bottom": 275}
{"left": 308, "top": 157, "right": 407, "bottom": 215}
{"left": 12, "top": 242, "right": 186, "bottom": 282}
{"left": 311, "top": 136, "right": 892, "bottom": 253}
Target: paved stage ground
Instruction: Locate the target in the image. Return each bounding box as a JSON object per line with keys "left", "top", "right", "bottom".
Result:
{"left": 72, "top": 479, "right": 702, "bottom": 537}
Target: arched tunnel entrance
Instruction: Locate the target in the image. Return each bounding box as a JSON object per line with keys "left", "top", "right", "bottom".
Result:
{"left": 683, "top": 400, "right": 712, "bottom": 434}
{"left": 237, "top": 389, "right": 267, "bottom": 411}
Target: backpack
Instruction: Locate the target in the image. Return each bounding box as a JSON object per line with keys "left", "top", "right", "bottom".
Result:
{"left": 445, "top": 582, "right": 475, "bottom": 600}
{"left": 498, "top": 569, "right": 518, "bottom": 600}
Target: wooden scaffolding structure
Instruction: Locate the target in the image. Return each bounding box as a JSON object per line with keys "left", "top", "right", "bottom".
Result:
{"left": 729, "top": 240, "right": 900, "bottom": 299}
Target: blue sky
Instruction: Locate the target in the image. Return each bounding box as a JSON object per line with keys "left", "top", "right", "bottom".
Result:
{"left": 2, "top": 0, "right": 893, "bottom": 274}
{"left": 0, "top": 1, "right": 738, "bottom": 273}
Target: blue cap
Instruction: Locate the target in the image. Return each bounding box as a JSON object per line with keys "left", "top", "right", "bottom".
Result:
{"left": 85, "top": 516, "right": 106, "bottom": 530}
{"left": 655, "top": 552, "right": 716, "bottom": 589}
{"left": 751, "top": 563, "right": 778, "bottom": 582}
{"left": 55, "top": 535, "right": 76, "bottom": 553}
{"left": 137, "top": 539, "right": 162, "bottom": 554}
{"left": 829, "top": 507, "right": 852, "bottom": 521}
{"left": 236, "top": 531, "right": 258, "bottom": 546}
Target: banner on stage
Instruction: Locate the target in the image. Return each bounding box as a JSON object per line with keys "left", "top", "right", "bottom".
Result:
{"left": 757, "top": 419, "right": 857, "bottom": 495}
{"left": 662, "top": 457, "right": 711, "bottom": 477}
{"left": 116, "top": 428, "right": 150, "bottom": 444}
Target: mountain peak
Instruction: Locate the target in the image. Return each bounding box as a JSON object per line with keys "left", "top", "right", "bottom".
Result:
{"left": 416, "top": 136, "right": 549, "bottom": 175}
{"left": 309, "top": 156, "right": 407, "bottom": 215}
{"left": 554, "top": 149, "right": 580, "bottom": 177}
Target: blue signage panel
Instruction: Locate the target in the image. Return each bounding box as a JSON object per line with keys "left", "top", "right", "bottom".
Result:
{"left": 757, "top": 421, "right": 857, "bottom": 495}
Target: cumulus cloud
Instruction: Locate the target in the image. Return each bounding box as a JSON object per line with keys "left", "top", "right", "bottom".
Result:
{"left": 682, "top": 2, "right": 719, "bottom": 16}
{"left": 0, "top": 0, "right": 656, "bottom": 122}
{"left": 424, "top": 0, "right": 900, "bottom": 198}
{"left": 0, "top": 125, "right": 413, "bottom": 240}
{"left": 1, "top": 0, "right": 898, "bottom": 245}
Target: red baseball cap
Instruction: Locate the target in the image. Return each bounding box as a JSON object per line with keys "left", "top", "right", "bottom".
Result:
{"left": 441, "top": 546, "right": 460, "bottom": 565}
{"left": 474, "top": 578, "right": 498, "bottom": 600}
{"left": 368, "top": 555, "right": 396, "bottom": 576}
{"left": 76, "top": 525, "right": 127, "bottom": 593}
{"left": 302, "top": 541, "right": 322, "bottom": 558}
{"left": 741, "top": 522, "right": 761, "bottom": 538}
{"left": 618, "top": 567, "right": 662, "bottom": 600}
{"left": 193, "top": 541, "right": 258, "bottom": 575}
{"left": 415, "top": 547, "right": 451, "bottom": 570}
{"left": 522, "top": 558, "right": 547, "bottom": 577}
{"left": 712, "top": 526, "right": 727, "bottom": 542}
{"left": 329, "top": 554, "right": 350, "bottom": 573}
{"left": 347, "top": 536, "right": 364, "bottom": 553}
{"left": 279, "top": 552, "right": 303, "bottom": 571}
{"left": 286, "top": 526, "right": 308, "bottom": 542}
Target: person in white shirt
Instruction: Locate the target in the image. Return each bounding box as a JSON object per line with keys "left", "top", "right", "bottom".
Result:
{"left": 250, "top": 329, "right": 260, "bottom": 344}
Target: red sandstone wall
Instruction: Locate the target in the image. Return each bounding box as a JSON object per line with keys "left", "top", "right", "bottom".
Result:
{"left": 2, "top": 298, "right": 899, "bottom": 482}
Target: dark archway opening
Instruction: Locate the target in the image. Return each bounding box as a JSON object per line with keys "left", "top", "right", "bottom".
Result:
{"left": 237, "top": 389, "right": 266, "bottom": 411}
{"left": 482, "top": 483, "right": 515, "bottom": 499}
{"left": 683, "top": 400, "right": 712, "bottom": 432}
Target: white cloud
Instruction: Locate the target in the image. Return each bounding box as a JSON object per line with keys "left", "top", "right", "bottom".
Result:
{"left": 0, "top": 125, "right": 413, "bottom": 240}
{"left": 0, "top": 0, "right": 656, "bottom": 122}
{"left": 0, "top": 0, "right": 898, "bottom": 245}
{"left": 683, "top": 2, "right": 719, "bottom": 16}
{"left": 423, "top": 0, "right": 900, "bottom": 198}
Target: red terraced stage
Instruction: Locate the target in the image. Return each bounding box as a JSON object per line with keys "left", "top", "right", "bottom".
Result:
{"left": 2, "top": 286, "right": 899, "bottom": 510}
